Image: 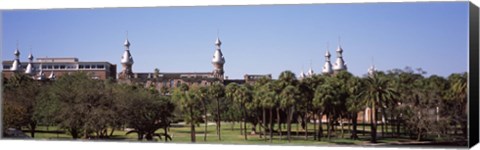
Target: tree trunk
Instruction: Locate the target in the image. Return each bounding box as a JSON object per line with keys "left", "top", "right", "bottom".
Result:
{"left": 327, "top": 113, "right": 331, "bottom": 140}
{"left": 277, "top": 108, "right": 282, "bottom": 141}
{"left": 191, "top": 108, "right": 196, "bottom": 143}
{"left": 29, "top": 122, "right": 36, "bottom": 138}
{"left": 164, "top": 126, "right": 169, "bottom": 142}
{"left": 371, "top": 102, "right": 377, "bottom": 143}
{"left": 243, "top": 107, "right": 248, "bottom": 140}
{"left": 217, "top": 98, "right": 222, "bottom": 141}
{"left": 396, "top": 114, "right": 401, "bottom": 137}
{"left": 340, "top": 115, "right": 344, "bottom": 138}
{"left": 263, "top": 108, "right": 267, "bottom": 142}
{"left": 313, "top": 111, "right": 317, "bottom": 140}
{"left": 287, "top": 106, "right": 293, "bottom": 143}
{"left": 204, "top": 107, "right": 208, "bottom": 142}
{"left": 269, "top": 108, "right": 273, "bottom": 143}
{"left": 318, "top": 111, "right": 323, "bottom": 141}
{"left": 109, "top": 127, "right": 115, "bottom": 137}
{"left": 351, "top": 113, "right": 358, "bottom": 140}
{"left": 304, "top": 113, "right": 308, "bottom": 140}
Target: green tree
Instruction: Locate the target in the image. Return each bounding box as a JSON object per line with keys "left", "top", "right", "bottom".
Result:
{"left": 279, "top": 85, "right": 299, "bottom": 142}
{"left": 208, "top": 82, "right": 226, "bottom": 141}
{"left": 172, "top": 83, "right": 202, "bottom": 143}
{"left": 361, "top": 72, "right": 397, "bottom": 143}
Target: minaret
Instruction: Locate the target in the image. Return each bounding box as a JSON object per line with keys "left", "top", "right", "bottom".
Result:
{"left": 120, "top": 35, "right": 134, "bottom": 79}
{"left": 333, "top": 41, "right": 347, "bottom": 73}
{"left": 25, "top": 52, "right": 34, "bottom": 75}
{"left": 48, "top": 71, "right": 56, "bottom": 80}
{"left": 299, "top": 68, "right": 306, "bottom": 80}
{"left": 36, "top": 69, "right": 45, "bottom": 80}
{"left": 368, "top": 65, "right": 376, "bottom": 78}
{"left": 10, "top": 47, "right": 22, "bottom": 72}
{"left": 307, "top": 66, "right": 314, "bottom": 77}
{"left": 212, "top": 37, "right": 225, "bottom": 80}
{"left": 322, "top": 47, "right": 333, "bottom": 74}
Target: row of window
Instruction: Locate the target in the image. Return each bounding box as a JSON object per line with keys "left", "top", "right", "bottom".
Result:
{"left": 159, "top": 80, "right": 209, "bottom": 88}
{"left": 2, "top": 64, "right": 106, "bottom": 70}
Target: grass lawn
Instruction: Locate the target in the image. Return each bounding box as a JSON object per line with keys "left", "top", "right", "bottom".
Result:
{"left": 22, "top": 122, "right": 463, "bottom": 146}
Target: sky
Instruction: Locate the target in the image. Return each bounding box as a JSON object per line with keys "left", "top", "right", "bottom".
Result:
{"left": 1, "top": 2, "right": 469, "bottom": 79}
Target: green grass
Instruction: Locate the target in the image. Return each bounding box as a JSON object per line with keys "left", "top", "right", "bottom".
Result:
{"left": 24, "top": 122, "right": 459, "bottom": 145}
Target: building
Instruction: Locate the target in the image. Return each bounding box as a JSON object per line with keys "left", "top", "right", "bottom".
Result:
{"left": 116, "top": 36, "right": 271, "bottom": 92}
{"left": 2, "top": 48, "right": 117, "bottom": 80}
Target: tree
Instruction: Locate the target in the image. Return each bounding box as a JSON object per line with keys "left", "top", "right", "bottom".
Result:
{"left": 314, "top": 76, "right": 339, "bottom": 140}
{"left": 196, "top": 86, "right": 210, "bottom": 141}
{"left": 172, "top": 83, "right": 202, "bottom": 143}
{"left": 120, "top": 83, "right": 175, "bottom": 141}
{"left": 361, "top": 72, "right": 397, "bottom": 143}
{"left": 279, "top": 85, "right": 299, "bottom": 142}
{"left": 345, "top": 76, "right": 365, "bottom": 140}
{"left": 2, "top": 73, "right": 44, "bottom": 138}
{"left": 208, "top": 82, "right": 226, "bottom": 141}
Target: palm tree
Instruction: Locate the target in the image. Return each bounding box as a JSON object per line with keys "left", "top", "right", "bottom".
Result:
{"left": 361, "top": 72, "right": 397, "bottom": 143}
{"left": 208, "top": 82, "right": 225, "bottom": 141}
{"left": 196, "top": 86, "right": 210, "bottom": 141}
{"left": 280, "top": 85, "right": 299, "bottom": 142}
{"left": 172, "top": 83, "right": 201, "bottom": 143}
{"left": 261, "top": 82, "right": 277, "bottom": 143}
{"left": 314, "top": 77, "right": 339, "bottom": 140}
{"left": 346, "top": 76, "right": 365, "bottom": 140}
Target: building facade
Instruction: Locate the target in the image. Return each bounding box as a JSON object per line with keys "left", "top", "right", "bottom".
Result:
{"left": 2, "top": 49, "right": 116, "bottom": 80}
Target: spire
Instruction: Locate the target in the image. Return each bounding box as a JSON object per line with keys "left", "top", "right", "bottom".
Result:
{"left": 307, "top": 61, "right": 314, "bottom": 77}
{"left": 299, "top": 66, "right": 306, "bottom": 79}
{"left": 212, "top": 35, "right": 225, "bottom": 79}
{"left": 212, "top": 36, "right": 225, "bottom": 64}
{"left": 368, "top": 57, "right": 376, "bottom": 77}
{"left": 124, "top": 31, "right": 130, "bottom": 48}
{"left": 10, "top": 44, "right": 22, "bottom": 72}
{"left": 121, "top": 35, "right": 134, "bottom": 65}
{"left": 333, "top": 37, "right": 347, "bottom": 72}
{"left": 36, "top": 69, "right": 46, "bottom": 80}
{"left": 48, "top": 71, "right": 56, "bottom": 80}
{"left": 322, "top": 44, "right": 333, "bottom": 74}
{"left": 25, "top": 52, "right": 34, "bottom": 74}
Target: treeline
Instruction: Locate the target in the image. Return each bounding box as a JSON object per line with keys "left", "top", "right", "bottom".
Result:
{"left": 2, "top": 67, "right": 468, "bottom": 144}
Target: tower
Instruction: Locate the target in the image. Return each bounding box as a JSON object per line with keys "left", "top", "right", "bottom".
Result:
{"left": 25, "top": 52, "right": 34, "bottom": 75}
{"left": 368, "top": 65, "right": 376, "bottom": 78}
{"left": 119, "top": 36, "right": 134, "bottom": 79}
{"left": 322, "top": 48, "right": 333, "bottom": 74}
{"left": 10, "top": 47, "right": 22, "bottom": 72}
{"left": 212, "top": 37, "right": 225, "bottom": 80}
{"left": 333, "top": 42, "right": 347, "bottom": 73}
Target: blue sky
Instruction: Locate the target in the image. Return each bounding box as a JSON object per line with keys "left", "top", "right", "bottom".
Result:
{"left": 1, "top": 2, "right": 469, "bottom": 79}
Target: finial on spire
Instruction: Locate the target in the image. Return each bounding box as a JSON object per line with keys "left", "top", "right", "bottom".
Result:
{"left": 124, "top": 31, "right": 130, "bottom": 47}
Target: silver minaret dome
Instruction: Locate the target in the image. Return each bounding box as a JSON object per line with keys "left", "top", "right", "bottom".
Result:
{"left": 333, "top": 44, "right": 347, "bottom": 71}
{"left": 25, "top": 53, "right": 34, "bottom": 74}
{"left": 10, "top": 48, "right": 21, "bottom": 71}
{"left": 121, "top": 38, "right": 134, "bottom": 65}
{"left": 124, "top": 38, "right": 130, "bottom": 47}
{"left": 322, "top": 50, "right": 333, "bottom": 74}
{"left": 212, "top": 37, "right": 225, "bottom": 64}
{"left": 307, "top": 67, "right": 314, "bottom": 77}
{"left": 215, "top": 37, "right": 222, "bottom": 46}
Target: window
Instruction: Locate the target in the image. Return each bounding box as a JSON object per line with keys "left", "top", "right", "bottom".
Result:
{"left": 60, "top": 65, "right": 65, "bottom": 69}
{"left": 79, "top": 65, "right": 84, "bottom": 69}
{"left": 169, "top": 80, "right": 174, "bottom": 87}
{"left": 3, "top": 66, "right": 10, "bottom": 69}
{"left": 97, "top": 65, "right": 105, "bottom": 69}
